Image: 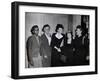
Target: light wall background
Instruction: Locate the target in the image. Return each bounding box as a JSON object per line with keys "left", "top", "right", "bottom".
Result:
{"left": 0, "top": 0, "right": 100, "bottom": 81}
{"left": 25, "top": 12, "right": 81, "bottom": 41}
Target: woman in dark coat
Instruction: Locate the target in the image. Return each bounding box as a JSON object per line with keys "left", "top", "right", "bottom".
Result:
{"left": 40, "top": 24, "right": 51, "bottom": 67}
{"left": 73, "top": 25, "right": 86, "bottom": 65}
{"left": 63, "top": 31, "right": 74, "bottom": 66}
{"left": 51, "top": 24, "right": 65, "bottom": 67}
{"left": 26, "top": 25, "right": 42, "bottom": 68}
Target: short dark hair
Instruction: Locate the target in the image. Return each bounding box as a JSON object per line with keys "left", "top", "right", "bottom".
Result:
{"left": 76, "top": 25, "right": 83, "bottom": 31}
{"left": 42, "top": 24, "right": 50, "bottom": 32}
{"left": 75, "top": 25, "right": 83, "bottom": 36}
{"left": 30, "top": 25, "right": 38, "bottom": 34}
{"left": 55, "top": 24, "right": 64, "bottom": 32}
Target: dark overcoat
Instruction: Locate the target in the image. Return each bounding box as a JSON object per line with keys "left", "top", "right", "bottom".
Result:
{"left": 26, "top": 35, "right": 41, "bottom": 67}
{"left": 40, "top": 34, "right": 51, "bottom": 67}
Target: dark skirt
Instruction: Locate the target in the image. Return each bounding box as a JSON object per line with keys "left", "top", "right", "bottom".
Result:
{"left": 73, "top": 48, "right": 86, "bottom": 65}
{"left": 51, "top": 49, "right": 64, "bottom": 67}
{"left": 63, "top": 47, "right": 74, "bottom": 66}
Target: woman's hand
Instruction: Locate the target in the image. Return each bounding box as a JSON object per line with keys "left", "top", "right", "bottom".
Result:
{"left": 44, "top": 55, "right": 48, "bottom": 58}
{"left": 57, "top": 48, "right": 61, "bottom": 52}
{"left": 54, "top": 46, "right": 61, "bottom": 52}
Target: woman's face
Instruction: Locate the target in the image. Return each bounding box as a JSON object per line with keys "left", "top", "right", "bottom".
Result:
{"left": 76, "top": 28, "right": 82, "bottom": 36}
{"left": 34, "top": 27, "right": 39, "bottom": 35}
{"left": 44, "top": 26, "right": 50, "bottom": 34}
{"left": 67, "top": 33, "right": 72, "bottom": 39}
{"left": 57, "top": 28, "right": 63, "bottom": 34}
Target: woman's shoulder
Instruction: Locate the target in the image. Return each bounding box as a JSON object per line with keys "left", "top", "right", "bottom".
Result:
{"left": 51, "top": 33, "right": 56, "bottom": 37}
{"left": 40, "top": 34, "right": 45, "bottom": 38}
{"left": 27, "top": 36, "right": 33, "bottom": 41}
{"left": 62, "top": 33, "right": 65, "bottom": 37}
{"left": 26, "top": 36, "right": 33, "bottom": 47}
{"left": 40, "top": 34, "right": 47, "bottom": 41}
{"left": 52, "top": 33, "right": 56, "bottom": 35}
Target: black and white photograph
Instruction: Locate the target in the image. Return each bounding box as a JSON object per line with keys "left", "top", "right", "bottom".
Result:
{"left": 11, "top": 1, "right": 97, "bottom": 79}
{"left": 25, "top": 13, "right": 90, "bottom": 68}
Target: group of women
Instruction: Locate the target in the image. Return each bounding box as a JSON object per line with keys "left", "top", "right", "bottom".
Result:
{"left": 26, "top": 24, "right": 89, "bottom": 68}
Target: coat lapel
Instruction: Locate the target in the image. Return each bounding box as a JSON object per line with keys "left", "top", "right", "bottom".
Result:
{"left": 43, "top": 34, "right": 49, "bottom": 46}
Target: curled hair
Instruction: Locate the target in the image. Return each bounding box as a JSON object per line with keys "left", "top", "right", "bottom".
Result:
{"left": 75, "top": 25, "right": 83, "bottom": 36}
{"left": 55, "top": 24, "right": 64, "bottom": 32}
{"left": 76, "top": 25, "right": 83, "bottom": 31}
{"left": 30, "top": 25, "right": 38, "bottom": 34}
{"left": 42, "top": 24, "right": 50, "bottom": 32}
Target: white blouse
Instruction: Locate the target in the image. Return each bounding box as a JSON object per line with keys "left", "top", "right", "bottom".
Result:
{"left": 55, "top": 33, "right": 63, "bottom": 39}
{"left": 45, "top": 33, "right": 51, "bottom": 46}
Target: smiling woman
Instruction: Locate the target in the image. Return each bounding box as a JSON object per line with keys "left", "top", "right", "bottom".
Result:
{"left": 40, "top": 24, "right": 51, "bottom": 67}
{"left": 26, "top": 25, "right": 42, "bottom": 68}
{"left": 11, "top": 1, "right": 97, "bottom": 79}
